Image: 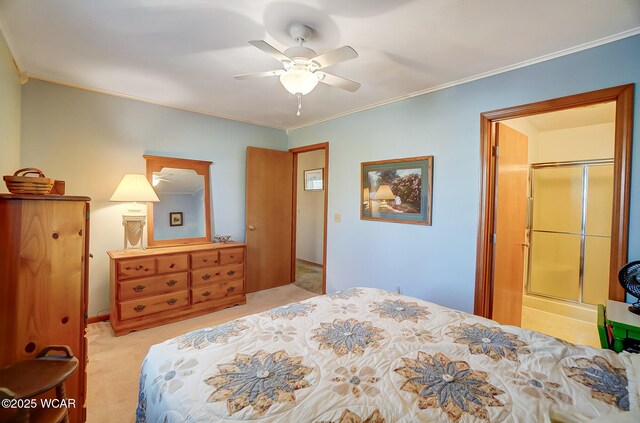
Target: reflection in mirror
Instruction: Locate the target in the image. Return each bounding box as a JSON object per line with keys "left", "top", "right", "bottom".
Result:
{"left": 144, "top": 155, "right": 213, "bottom": 247}
{"left": 152, "top": 168, "right": 206, "bottom": 240}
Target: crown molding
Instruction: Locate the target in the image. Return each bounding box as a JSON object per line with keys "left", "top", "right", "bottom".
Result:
{"left": 286, "top": 27, "right": 640, "bottom": 132}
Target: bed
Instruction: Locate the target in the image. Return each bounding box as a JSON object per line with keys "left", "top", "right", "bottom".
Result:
{"left": 136, "top": 288, "right": 639, "bottom": 422}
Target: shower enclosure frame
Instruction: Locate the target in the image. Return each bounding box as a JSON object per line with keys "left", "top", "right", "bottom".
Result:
{"left": 526, "top": 159, "right": 614, "bottom": 306}
{"left": 474, "top": 84, "right": 634, "bottom": 319}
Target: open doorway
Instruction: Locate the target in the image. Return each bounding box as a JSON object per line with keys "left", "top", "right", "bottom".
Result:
{"left": 497, "top": 103, "right": 615, "bottom": 346}
{"left": 474, "top": 85, "right": 634, "bottom": 346}
{"left": 290, "top": 143, "right": 328, "bottom": 294}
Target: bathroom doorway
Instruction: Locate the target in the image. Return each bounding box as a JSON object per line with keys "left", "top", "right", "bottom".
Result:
{"left": 500, "top": 106, "right": 614, "bottom": 346}
{"left": 474, "top": 85, "right": 634, "bottom": 346}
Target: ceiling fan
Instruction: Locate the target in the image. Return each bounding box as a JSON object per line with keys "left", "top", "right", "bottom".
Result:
{"left": 234, "top": 23, "right": 361, "bottom": 116}
{"left": 151, "top": 174, "right": 174, "bottom": 187}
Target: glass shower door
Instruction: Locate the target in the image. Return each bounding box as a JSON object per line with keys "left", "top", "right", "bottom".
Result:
{"left": 583, "top": 164, "right": 613, "bottom": 305}
{"left": 529, "top": 166, "right": 583, "bottom": 301}
{"left": 527, "top": 162, "right": 613, "bottom": 305}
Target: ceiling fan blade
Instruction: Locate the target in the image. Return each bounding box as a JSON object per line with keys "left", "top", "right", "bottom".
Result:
{"left": 318, "top": 72, "right": 361, "bottom": 92}
{"left": 234, "top": 70, "right": 284, "bottom": 80}
{"left": 248, "top": 40, "right": 291, "bottom": 62}
{"left": 312, "top": 46, "right": 358, "bottom": 68}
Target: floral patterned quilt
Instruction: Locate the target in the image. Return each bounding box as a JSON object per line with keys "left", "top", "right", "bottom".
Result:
{"left": 136, "top": 288, "right": 639, "bottom": 422}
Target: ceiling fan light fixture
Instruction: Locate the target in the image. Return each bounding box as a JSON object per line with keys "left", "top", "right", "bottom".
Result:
{"left": 279, "top": 69, "right": 319, "bottom": 95}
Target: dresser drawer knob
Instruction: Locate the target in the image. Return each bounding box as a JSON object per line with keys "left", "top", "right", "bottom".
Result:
{"left": 169, "top": 263, "right": 176, "bottom": 268}
{"left": 229, "top": 255, "right": 235, "bottom": 259}
{"left": 166, "top": 280, "right": 178, "bottom": 287}
{"left": 134, "top": 305, "right": 146, "bottom": 312}
{"left": 228, "top": 286, "right": 236, "bottom": 292}
{"left": 227, "top": 270, "right": 236, "bottom": 276}
{"left": 167, "top": 298, "right": 177, "bottom": 305}
{"left": 202, "top": 274, "right": 212, "bottom": 280}
{"left": 202, "top": 291, "right": 211, "bottom": 297}
{"left": 203, "top": 258, "right": 208, "bottom": 262}
{"left": 133, "top": 285, "right": 145, "bottom": 292}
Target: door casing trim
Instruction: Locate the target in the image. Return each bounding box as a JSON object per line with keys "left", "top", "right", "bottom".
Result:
{"left": 474, "top": 84, "right": 634, "bottom": 318}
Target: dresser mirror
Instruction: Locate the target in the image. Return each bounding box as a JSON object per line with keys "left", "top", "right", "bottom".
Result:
{"left": 144, "top": 155, "right": 212, "bottom": 247}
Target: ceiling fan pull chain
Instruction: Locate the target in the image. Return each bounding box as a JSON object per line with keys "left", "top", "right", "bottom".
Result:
{"left": 296, "top": 93, "right": 302, "bottom": 117}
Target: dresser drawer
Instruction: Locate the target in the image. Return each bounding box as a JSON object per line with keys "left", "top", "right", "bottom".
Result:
{"left": 118, "top": 272, "right": 189, "bottom": 301}
{"left": 117, "top": 258, "right": 156, "bottom": 280}
{"left": 219, "top": 248, "right": 244, "bottom": 265}
{"left": 119, "top": 290, "right": 189, "bottom": 320}
{"left": 191, "top": 263, "right": 244, "bottom": 287}
{"left": 191, "top": 251, "right": 219, "bottom": 269}
{"left": 156, "top": 254, "right": 188, "bottom": 274}
{"left": 191, "top": 267, "right": 223, "bottom": 286}
{"left": 191, "top": 280, "right": 244, "bottom": 304}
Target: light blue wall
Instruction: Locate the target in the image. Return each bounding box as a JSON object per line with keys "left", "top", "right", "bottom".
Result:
{"left": 20, "top": 80, "right": 288, "bottom": 315}
{"left": 154, "top": 192, "right": 205, "bottom": 240}
{"left": 289, "top": 35, "right": 640, "bottom": 312}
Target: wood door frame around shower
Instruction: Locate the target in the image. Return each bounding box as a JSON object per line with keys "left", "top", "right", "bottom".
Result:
{"left": 474, "top": 84, "right": 634, "bottom": 318}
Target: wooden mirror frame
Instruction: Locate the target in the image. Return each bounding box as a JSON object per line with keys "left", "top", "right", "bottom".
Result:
{"left": 144, "top": 154, "right": 212, "bottom": 247}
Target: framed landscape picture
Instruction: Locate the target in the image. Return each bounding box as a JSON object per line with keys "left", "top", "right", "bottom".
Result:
{"left": 304, "top": 168, "right": 324, "bottom": 191}
{"left": 361, "top": 156, "right": 433, "bottom": 225}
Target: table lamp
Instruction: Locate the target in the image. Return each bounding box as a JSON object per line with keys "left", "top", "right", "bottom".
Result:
{"left": 374, "top": 184, "right": 395, "bottom": 206}
{"left": 110, "top": 174, "right": 159, "bottom": 250}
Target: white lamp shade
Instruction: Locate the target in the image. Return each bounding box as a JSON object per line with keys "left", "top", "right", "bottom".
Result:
{"left": 280, "top": 69, "right": 319, "bottom": 95}
{"left": 374, "top": 184, "right": 396, "bottom": 201}
{"left": 110, "top": 174, "right": 160, "bottom": 202}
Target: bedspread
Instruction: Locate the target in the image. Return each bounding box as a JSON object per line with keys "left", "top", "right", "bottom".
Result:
{"left": 136, "top": 288, "right": 639, "bottom": 422}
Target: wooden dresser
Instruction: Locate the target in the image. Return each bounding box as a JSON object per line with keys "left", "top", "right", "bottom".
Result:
{"left": 108, "top": 243, "right": 246, "bottom": 336}
{"left": 0, "top": 194, "right": 90, "bottom": 423}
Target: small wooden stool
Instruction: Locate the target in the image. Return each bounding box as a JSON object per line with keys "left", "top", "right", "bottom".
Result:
{"left": 0, "top": 346, "right": 78, "bottom": 423}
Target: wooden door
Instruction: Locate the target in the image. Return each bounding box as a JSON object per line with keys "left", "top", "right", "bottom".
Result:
{"left": 245, "top": 147, "right": 293, "bottom": 292}
{"left": 491, "top": 124, "right": 528, "bottom": 326}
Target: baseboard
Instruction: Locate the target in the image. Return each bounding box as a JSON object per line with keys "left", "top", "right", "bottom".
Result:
{"left": 87, "top": 314, "right": 110, "bottom": 324}
{"left": 296, "top": 258, "right": 322, "bottom": 268}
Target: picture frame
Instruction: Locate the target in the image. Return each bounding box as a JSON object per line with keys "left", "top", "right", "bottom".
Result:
{"left": 169, "top": 211, "right": 183, "bottom": 227}
{"left": 304, "top": 168, "right": 324, "bottom": 191}
{"left": 361, "top": 156, "right": 433, "bottom": 225}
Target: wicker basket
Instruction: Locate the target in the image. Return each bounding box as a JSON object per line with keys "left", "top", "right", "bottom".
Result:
{"left": 3, "top": 168, "right": 55, "bottom": 194}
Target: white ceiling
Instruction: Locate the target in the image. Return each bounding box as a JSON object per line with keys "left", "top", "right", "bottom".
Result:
{"left": 1, "top": 0, "right": 638, "bottom": 130}
{"left": 154, "top": 168, "right": 204, "bottom": 194}
{"left": 522, "top": 101, "right": 616, "bottom": 132}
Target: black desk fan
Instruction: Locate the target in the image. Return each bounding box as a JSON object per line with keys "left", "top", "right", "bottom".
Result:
{"left": 618, "top": 261, "right": 640, "bottom": 315}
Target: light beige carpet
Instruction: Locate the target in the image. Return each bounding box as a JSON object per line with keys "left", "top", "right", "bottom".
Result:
{"left": 293, "top": 259, "right": 323, "bottom": 294}
{"left": 86, "top": 284, "right": 317, "bottom": 423}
